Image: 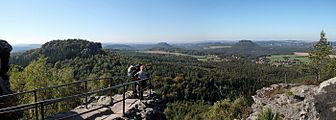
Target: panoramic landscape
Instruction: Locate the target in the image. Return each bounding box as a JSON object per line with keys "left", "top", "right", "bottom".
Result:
{"left": 1, "top": 0, "right": 336, "bottom": 120}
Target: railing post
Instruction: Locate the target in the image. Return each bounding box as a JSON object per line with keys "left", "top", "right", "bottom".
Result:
{"left": 139, "top": 80, "right": 143, "bottom": 100}
{"left": 133, "top": 79, "right": 137, "bottom": 98}
{"left": 123, "top": 83, "right": 126, "bottom": 116}
{"left": 40, "top": 103, "right": 44, "bottom": 120}
{"left": 149, "top": 79, "right": 151, "bottom": 97}
{"left": 34, "top": 91, "right": 38, "bottom": 120}
{"left": 109, "top": 78, "right": 113, "bottom": 96}
{"left": 85, "top": 81, "right": 88, "bottom": 109}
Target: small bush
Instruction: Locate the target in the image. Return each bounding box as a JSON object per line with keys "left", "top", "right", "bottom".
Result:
{"left": 265, "top": 87, "right": 291, "bottom": 99}
{"left": 257, "top": 107, "right": 281, "bottom": 120}
{"left": 285, "top": 89, "right": 294, "bottom": 97}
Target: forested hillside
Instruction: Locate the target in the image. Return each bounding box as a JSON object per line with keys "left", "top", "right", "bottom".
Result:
{"left": 10, "top": 39, "right": 104, "bottom": 66}
{"left": 203, "top": 40, "right": 311, "bottom": 57}
{"left": 9, "top": 39, "right": 132, "bottom": 118}
{"left": 137, "top": 40, "right": 315, "bottom": 58}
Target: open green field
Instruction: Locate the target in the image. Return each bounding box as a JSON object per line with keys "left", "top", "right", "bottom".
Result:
{"left": 267, "top": 55, "right": 310, "bottom": 63}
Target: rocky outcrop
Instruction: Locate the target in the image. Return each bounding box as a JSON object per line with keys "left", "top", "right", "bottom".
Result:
{"left": 123, "top": 93, "right": 165, "bottom": 120}
{"left": 248, "top": 77, "right": 336, "bottom": 120}
{"left": 315, "top": 77, "right": 336, "bottom": 119}
{"left": 47, "top": 90, "right": 165, "bottom": 120}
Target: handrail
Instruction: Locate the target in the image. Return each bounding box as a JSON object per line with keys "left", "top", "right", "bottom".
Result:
{"left": 0, "top": 76, "right": 126, "bottom": 99}
{"left": 56, "top": 83, "right": 152, "bottom": 120}
{"left": 0, "top": 76, "right": 151, "bottom": 120}
{"left": 0, "top": 82, "right": 123, "bottom": 113}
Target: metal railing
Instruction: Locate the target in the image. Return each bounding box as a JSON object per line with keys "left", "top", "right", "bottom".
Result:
{"left": 0, "top": 76, "right": 152, "bottom": 120}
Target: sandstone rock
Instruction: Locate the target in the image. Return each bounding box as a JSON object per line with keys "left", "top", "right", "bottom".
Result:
{"left": 47, "top": 90, "right": 165, "bottom": 120}
{"left": 318, "top": 77, "right": 336, "bottom": 93}
{"left": 248, "top": 77, "right": 336, "bottom": 120}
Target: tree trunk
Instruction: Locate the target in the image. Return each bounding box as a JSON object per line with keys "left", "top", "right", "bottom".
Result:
{"left": 316, "top": 72, "right": 320, "bottom": 82}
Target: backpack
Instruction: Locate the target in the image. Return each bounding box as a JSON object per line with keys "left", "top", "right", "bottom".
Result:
{"left": 127, "top": 65, "right": 138, "bottom": 78}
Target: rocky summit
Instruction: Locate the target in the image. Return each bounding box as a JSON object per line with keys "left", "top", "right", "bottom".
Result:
{"left": 47, "top": 90, "right": 165, "bottom": 120}
{"left": 248, "top": 77, "right": 336, "bottom": 120}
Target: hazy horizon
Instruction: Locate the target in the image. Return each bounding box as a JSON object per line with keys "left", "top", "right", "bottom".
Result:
{"left": 10, "top": 39, "right": 336, "bottom": 46}
{"left": 1, "top": 0, "right": 336, "bottom": 44}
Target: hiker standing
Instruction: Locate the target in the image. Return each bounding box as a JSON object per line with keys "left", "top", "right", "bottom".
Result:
{"left": 0, "top": 40, "right": 12, "bottom": 93}
{"left": 135, "top": 64, "right": 149, "bottom": 99}
{"left": 0, "top": 40, "right": 23, "bottom": 119}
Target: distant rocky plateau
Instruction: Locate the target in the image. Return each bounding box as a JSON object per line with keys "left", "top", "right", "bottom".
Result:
{"left": 248, "top": 77, "right": 336, "bottom": 120}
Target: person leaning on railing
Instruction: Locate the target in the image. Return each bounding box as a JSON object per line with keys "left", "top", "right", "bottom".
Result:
{"left": 128, "top": 64, "right": 140, "bottom": 98}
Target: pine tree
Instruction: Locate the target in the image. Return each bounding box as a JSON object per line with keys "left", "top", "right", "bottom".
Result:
{"left": 308, "top": 30, "right": 332, "bottom": 81}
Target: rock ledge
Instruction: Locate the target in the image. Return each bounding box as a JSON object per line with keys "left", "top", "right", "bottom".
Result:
{"left": 248, "top": 77, "right": 336, "bottom": 120}
{"left": 47, "top": 90, "right": 165, "bottom": 120}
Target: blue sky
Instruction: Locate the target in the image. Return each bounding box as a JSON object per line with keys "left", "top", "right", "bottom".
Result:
{"left": 0, "top": 0, "right": 335, "bottom": 44}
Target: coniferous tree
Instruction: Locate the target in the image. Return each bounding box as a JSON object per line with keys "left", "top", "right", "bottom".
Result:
{"left": 308, "top": 30, "right": 332, "bottom": 81}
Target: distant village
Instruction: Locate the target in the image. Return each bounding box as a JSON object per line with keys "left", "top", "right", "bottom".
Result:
{"left": 255, "top": 52, "right": 308, "bottom": 66}
{"left": 255, "top": 56, "right": 301, "bottom": 66}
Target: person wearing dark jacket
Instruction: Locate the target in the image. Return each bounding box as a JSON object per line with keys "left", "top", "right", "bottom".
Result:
{"left": 0, "top": 40, "right": 23, "bottom": 119}
{"left": 0, "top": 40, "right": 12, "bottom": 93}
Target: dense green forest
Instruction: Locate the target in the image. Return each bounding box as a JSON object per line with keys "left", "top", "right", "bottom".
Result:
{"left": 122, "top": 51, "right": 309, "bottom": 119}
{"left": 8, "top": 39, "right": 336, "bottom": 119}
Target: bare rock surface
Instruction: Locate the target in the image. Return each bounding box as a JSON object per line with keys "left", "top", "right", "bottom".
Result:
{"left": 47, "top": 90, "right": 165, "bottom": 120}
{"left": 315, "top": 77, "right": 336, "bottom": 120}
{"left": 248, "top": 77, "right": 336, "bottom": 120}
